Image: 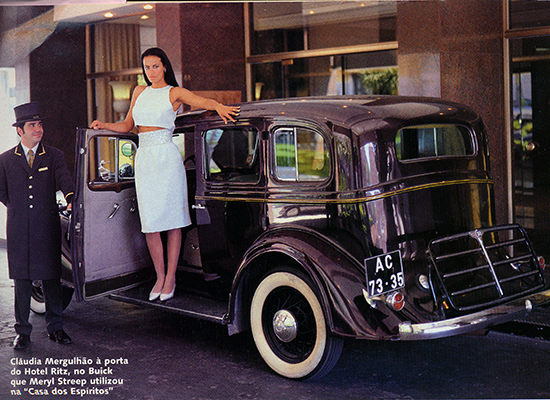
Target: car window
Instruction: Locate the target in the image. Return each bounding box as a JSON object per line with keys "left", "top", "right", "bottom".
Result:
{"left": 173, "top": 126, "right": 195, "bottom": 165}
{"left": 204, "top": 127, "right": 260, "bottom": 183}
{"left": 88, "top": 136, "right": 137, "bottom": 188}
{"left": 274, "top": 127, "right": 329, "bottom": 181}
{"left": 396, "top": 124, "right": 475, "bottom": 162}
{"left": 172, "top": 133, "right": 186, "bottom": 159}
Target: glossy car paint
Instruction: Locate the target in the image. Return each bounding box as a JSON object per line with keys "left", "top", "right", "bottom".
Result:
{"left": 66, "top": 96, "right": 547, "bottom": 343}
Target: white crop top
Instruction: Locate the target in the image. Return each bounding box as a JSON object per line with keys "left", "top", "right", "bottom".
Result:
{"left": 132, "top": 85, "right": 177, "bottom": 131}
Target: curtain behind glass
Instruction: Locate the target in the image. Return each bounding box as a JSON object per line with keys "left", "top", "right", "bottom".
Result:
{"left": 94, "top": 24, "right": 140, "bottom": 123}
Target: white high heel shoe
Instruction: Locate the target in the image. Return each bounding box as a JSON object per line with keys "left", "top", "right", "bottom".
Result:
{"left": 149, "top": 280, "right": 164, "bottom": 301}
{"left": 160, "top": 285, "right": 175, "bottom": 302}
{"left": 149, "top": 289, "right": 161, "bottom": 301}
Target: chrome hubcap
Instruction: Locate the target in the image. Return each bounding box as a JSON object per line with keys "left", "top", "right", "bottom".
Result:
{"left": 272, "top": 309, "right": 298, "bottom": 343}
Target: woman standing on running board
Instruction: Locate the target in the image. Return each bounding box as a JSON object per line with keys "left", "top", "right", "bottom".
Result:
{"left": 91, "top": 47, "right": 240, "bottom": 302}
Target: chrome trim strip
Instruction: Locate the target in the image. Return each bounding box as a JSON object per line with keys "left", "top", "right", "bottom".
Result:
{"left": 197, "top": 178, "right": 494, "bottom": 205}
{"left": 399, "top": 288, "right": 550, "bottom": 340}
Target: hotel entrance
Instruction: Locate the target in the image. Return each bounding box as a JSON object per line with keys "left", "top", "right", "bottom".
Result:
{"left": 508, "top": 0, "right": 550, "bottom": 261}
{"left": 510, "top": 35, "right": 550, "bottom": 261}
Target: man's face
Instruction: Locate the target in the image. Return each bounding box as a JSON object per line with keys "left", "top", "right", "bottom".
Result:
{"left": 18, "top": 120, "right": 43, "bottom": 149}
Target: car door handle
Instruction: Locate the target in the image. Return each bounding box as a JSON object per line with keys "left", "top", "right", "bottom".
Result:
{"left": 192, "top": 204, "right": 205, "bottom": 210}
{"left": 108, "top": 203, "right": 120, "bottom": 219}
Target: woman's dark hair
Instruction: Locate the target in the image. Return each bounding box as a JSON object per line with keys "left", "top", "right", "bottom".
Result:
{"left": 141, "top": 47, "right": 179, "bottom": 87}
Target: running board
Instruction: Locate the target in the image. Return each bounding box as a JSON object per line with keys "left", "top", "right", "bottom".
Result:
{"left": 108, "top": 285, "right": 229, "bottom": 325}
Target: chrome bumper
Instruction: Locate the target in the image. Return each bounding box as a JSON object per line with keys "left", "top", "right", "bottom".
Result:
{"left": 399, "top": 288, "right": 550, "bottom": 340}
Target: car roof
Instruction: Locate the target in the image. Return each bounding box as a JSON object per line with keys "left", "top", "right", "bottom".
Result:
{"left": 176, "top": 95, "right": 480, "bottom": 130}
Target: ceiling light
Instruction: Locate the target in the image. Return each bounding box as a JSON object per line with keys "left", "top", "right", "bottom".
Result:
{"left": 104, "top": 12, "right": 114, "bottom": 18}
{"left": 141, "top": 15, "right": 150, "bottom": 20}
{"left": 143, "top": 4, "right": 154, "bottom": 10}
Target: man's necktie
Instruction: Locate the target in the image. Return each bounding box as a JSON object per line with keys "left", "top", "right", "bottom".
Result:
{"left": 28, "top": 149, "right": 34, "bottom": 168}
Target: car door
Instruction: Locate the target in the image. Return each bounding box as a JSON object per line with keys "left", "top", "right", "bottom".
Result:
{"left": 193, "top": 122, "right": 266, "bottom": 275}
{"left": 71, "top": 128, "right": 152, "bottom": 301}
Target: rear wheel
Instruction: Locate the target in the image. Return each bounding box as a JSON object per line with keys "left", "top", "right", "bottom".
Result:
{"left": 250, "top": 269, "right": 343, "bottom": 380}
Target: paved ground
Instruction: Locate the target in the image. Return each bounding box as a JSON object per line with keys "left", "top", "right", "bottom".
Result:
{"left": 1, "top": 245, "right": 550, "bottom": 400}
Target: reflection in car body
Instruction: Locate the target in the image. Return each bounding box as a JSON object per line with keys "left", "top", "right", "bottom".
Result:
{"left": 55, "top": 96, "right": 549, "bottom": 380}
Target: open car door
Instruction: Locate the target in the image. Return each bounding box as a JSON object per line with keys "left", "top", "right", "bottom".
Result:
{"left": 71, "top": 128, "right": 152, "bottom": 301}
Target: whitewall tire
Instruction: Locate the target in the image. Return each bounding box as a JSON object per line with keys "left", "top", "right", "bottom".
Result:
{"left": 250, "top": 270, "right": 343, "bottom": 380}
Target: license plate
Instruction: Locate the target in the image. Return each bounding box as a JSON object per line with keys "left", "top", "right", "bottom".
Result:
{"left": 364, "top": 250, "right": 405, "bottom": 297}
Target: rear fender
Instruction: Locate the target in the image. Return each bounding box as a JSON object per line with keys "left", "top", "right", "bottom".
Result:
{"left": 227, "top": 226, "right": 381, "bottom": 338}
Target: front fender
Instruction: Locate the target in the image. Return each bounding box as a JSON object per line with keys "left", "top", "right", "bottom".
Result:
{"left": 227, "top": 225, "right": 391, "bottom": 339}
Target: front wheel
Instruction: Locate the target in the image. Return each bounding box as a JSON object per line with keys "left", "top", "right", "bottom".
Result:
{"left": 250, "top": 270, "right": 343, "bottom": 380}
{"left": 30, "top": 282, "right": 46, "bottom": 314}
{"left": 30, "top": 281, "right": 74, "bottom": 314}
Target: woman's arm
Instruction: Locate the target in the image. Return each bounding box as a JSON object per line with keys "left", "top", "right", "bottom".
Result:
{"left": 90, "top": 86, "right": 145, "bottom": 132}
{"left": 172, "top": 87, "right": 240, "bottom": 124}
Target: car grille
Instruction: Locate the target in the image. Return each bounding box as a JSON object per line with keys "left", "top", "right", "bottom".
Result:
{"left": 428, "top": 225, "right": 545, "bottom": 312}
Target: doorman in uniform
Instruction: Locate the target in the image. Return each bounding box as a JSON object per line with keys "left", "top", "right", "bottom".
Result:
{"left": 0, "top": 102, "right": 75, "bottom": 350}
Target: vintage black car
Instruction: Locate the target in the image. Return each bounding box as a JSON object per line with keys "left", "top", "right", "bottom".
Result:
{"left": 49, "top": 95, "right": 550, "bottom": 379}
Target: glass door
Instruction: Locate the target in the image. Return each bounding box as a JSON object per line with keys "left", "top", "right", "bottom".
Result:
{"left": 511, "top": 36, "right": 550, "bottom": 260}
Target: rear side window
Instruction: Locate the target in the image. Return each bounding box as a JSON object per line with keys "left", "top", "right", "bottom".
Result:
{"left": 204, "top": 127, "right": 260, "bottom": 183}
{"left": 396, "top": 124, "right": 475, "bottom": 162}
{"left": 274, "top": 127, "right": 329, "bottom": 181}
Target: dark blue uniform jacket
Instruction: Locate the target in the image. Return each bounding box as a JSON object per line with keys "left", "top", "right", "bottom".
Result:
{"left": 0, "top": 142, "right": 74, "bottom": 280}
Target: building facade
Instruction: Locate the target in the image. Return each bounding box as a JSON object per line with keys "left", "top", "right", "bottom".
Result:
{"left": 1, "top": 0, "right": 549, "bottom": 261}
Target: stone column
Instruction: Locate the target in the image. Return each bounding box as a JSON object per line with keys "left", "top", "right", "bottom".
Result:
{"left": 156, "top": 3, "right": 246, "bottom": 95}
{"left": 397, "top": 0, "right": 507, "bottom": 224}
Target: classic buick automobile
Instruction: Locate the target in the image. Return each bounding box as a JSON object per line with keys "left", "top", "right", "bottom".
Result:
{"left": 51, "top": 95, "right": 550, "bottom": 379}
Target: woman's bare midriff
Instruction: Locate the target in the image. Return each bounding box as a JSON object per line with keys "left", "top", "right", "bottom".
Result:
{"left": 138, "top": 126, "right": 165, "bottom": 133}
